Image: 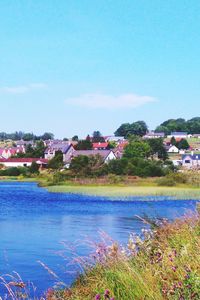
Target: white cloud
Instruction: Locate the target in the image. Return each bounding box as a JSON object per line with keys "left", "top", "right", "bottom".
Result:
{"left": 65, "top": 93, "right": 156, "bottom": 109}
{"left": 0, "top": 83, "right": 47, "bottom": 94}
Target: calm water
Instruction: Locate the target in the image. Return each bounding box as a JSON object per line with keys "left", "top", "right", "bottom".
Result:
{"left": 0, "top": 182, "right": 199, "bottom": 296}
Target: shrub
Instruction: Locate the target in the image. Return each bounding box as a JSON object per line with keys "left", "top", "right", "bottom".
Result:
{"left": 107, "top": 174, "right": 122, "bottom": 184}
{"left": 168, "top": 172, "right": 187, "bottom": 184}
{"left": 29, "top": 161, "right": 40, "bottom": 174}
{"left": 51, "top": 172, "right": 65, "bottom": 185}
{"left": 157, "top": 176, "right": 176, "bottom": 186}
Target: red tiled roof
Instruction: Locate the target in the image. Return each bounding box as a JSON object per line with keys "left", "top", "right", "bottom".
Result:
{"left": 116, "top": 141, "right": 128, "bottom": 149}
{"left": 92, "top": 142, "right": 108, "bottom": 148}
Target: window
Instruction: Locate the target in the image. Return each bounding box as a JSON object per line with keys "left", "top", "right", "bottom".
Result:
{"left": 185, "top": 160, "right": 191, "bottom": 164}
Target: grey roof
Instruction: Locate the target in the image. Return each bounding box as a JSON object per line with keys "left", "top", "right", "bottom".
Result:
{"left": 73, "top": 150, "right": 113, "bottom": 160}
{"left": 171, "top": 132, "right": 187, "bottom": 135}
{"left": 45, "top": 143, "right": 72, "bottom": 154}
{"left": 145, "top": 132, "right": 165, "bottom": 137}
{"left": 16, "top": 140, "right": 34, "bottom": 145}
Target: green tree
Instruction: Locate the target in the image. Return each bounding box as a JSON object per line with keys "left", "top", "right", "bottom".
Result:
{"left": 75, "top": 140, "right": 93, "bottom": 150}
{"left": 115, "top": 121, "right": 148, "bottom": 138}
{"left": 147, "top": 138, "right": 168, "bottom": 160}
{"left": 106, "top": 158, "right": 128, "bottom": 175}
{"left": 177, "top": 138, "right": 190, "bottom": 150}
{"left": 70, "top": 155, "right": 90, "bottom": 176}
{"left": 48, "top": 151, "right": 63, "bottom": 169}
{"left": 123, "top": 140, "right": 151, "bottom": 159}
{"left": 170, "top": 136, "right": 177, "bottom": 146}
{"left": 23, "top": 133, "right": 34, "bottom": 141}
{"left": 187, "top": 117, "right": 200, "bottom": 134}
{"left": 33, "top": 140, "right": 46, "bottom": 157}
{"left": 29, "top": 161, "right": 40, "bottom": 174}
{"left": 92, "top": 131, "right": 105, "bottom": 142}
{"left": 41, "top": 132, "right": 54, "bottom": 140}
{"left": 154, "top": 125, "right": 169, "bottom": 135}
{"left": 72, "top": 135, "right": 79, "bottom": 141}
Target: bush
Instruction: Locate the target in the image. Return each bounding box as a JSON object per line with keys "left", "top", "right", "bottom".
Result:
{"left": 29, "top": 161, "right": 40, "bottom": 174}
{"left": 157, "top": 176, "right": 176, "bottom": 186}
{"left": 51, "top": 172, "right": 65, "bottom": 185}
{"left": 107, "top": 174, "right": 123, "bottom": 184}
{"left": 168, "top": 172, "right": 187, "bottom": 184}
{"left": 48, "top": 151, "right": 64, "bottom": 169}
{"left": 0, "top": 167, "right": 30, "bottom": 177}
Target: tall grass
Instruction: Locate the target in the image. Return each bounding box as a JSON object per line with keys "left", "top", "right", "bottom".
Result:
{"left": 47, "top": 185, "right": 200, "bottom": 199}
{"left": 48, "top": 206, "right": 200, "bottom": 300}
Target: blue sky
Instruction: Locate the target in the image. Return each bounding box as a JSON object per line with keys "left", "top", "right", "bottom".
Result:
{"left": 0, "top": 0, "right": 200, "bottom": 138}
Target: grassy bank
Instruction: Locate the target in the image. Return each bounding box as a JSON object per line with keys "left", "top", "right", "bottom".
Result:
{"left": 1, "top": 174, "right": 200, "bottom": 199}
{"left": 48, "top": 207, "right": 200, "bottom": 300}
{"left": 47, "top": 184, "right": 200, "bottom": 199}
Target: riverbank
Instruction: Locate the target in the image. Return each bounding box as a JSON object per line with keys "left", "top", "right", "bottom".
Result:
{"left": 1, "top": 176, "right": 200, "bottom": 199}
{"left": 48, "top": 206, "right": 200, "bottom": 300}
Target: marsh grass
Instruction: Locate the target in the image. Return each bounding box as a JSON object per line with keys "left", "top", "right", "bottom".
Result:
{"left": 47, "top": 185, "right": 200, "bottom": 199}
{"left": 48, "top": 206, "right": 200, "bottom": 300}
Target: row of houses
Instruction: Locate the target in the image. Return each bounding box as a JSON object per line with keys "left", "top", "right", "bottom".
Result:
{"left": 144, "top": 131, "right": 200, "bottom": 140}
{"left": 0, "top": 150, "right": 116, "bottom": 169}
{"left": 0, "top": 140, "right": 200, "bottom": 171}
{"left": 0, "top": 146, "right": 25, "bottom": 159}
{"left": 0, "top": 136, "right": 127, "bottom": 168}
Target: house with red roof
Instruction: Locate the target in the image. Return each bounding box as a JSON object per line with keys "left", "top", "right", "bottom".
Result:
{"left": 0, "top": 158, "right": 48, "bottom": 168}
{"left": 92, "top": 142, "right": 109, "bottom": 150}
{"left": 113, "top": 141, "right": 129, "bottom": 158}
{"left": 0, "top": 147, "right": 25, "bottom": 159}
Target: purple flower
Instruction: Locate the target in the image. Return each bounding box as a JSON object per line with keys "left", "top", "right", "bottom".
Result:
{"left": 95, "top": 294, "right": 101, "bottom": 300}
{"left": 178, "top": 281, "right": 182, "bottom": 287}
{"left": 104, "top": 289, "right": 110, "bottom": 299}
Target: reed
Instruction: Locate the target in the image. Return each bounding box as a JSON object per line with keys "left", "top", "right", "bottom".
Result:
{"left": 48, "top": 206, "right": 200, "bottom": 300}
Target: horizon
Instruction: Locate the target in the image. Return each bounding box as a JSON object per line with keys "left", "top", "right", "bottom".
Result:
{"left": 1, "top": 1, "right": 200, "bottom": 137}
{"left": 0, "top": 115, "right": 199, "bottom": 140}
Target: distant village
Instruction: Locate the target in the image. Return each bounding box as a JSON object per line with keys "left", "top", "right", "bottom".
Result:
{"left": 0, "top": 129, "right": 200, "bottom": 170}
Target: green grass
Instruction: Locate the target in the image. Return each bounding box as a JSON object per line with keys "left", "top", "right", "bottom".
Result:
{"left": 47, "top": 184, "right": 200, "bottom": 199}
{"left": 48, "top": 206, "right": 200, "bottom": 300}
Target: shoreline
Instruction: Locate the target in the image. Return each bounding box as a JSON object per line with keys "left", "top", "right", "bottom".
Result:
{"left": 1, "top": 177, "right": 200, "bottom": 199}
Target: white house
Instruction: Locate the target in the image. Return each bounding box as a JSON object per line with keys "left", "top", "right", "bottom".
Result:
{"left": 166, "top": 145, "right": 179, "bottom": 153}
{"left": 143, "top": 131, "right": 165, "bottom": 139}
{"left": 44, "top": 143, "right": 75, "bottom": 161}
{"left": 64, "top": 150, "right": 116, "bottom": 168}
{"left": 104, "top": 136, "right": 125, "bottom": 143}
{"left": 167, "top": 132, "right": 188, "bottom": 139}
{"left": 0, "top": 147, "right": 25, "bottom": 159}
{"left": 171, "top": 159, "right": 182, "bottom": 167}
{"left": 0, "top": 158, "right": 48, "bottom": 168}
{"left": 182, "top": 154, "right": 200, "bottom": 169}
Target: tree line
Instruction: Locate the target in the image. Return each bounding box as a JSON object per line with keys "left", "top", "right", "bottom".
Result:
{"left": 114, "top": 117, "right": 200, "bottom": 138}
{"left": 0, "top": 131, "right": 54, "bottom": 141}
